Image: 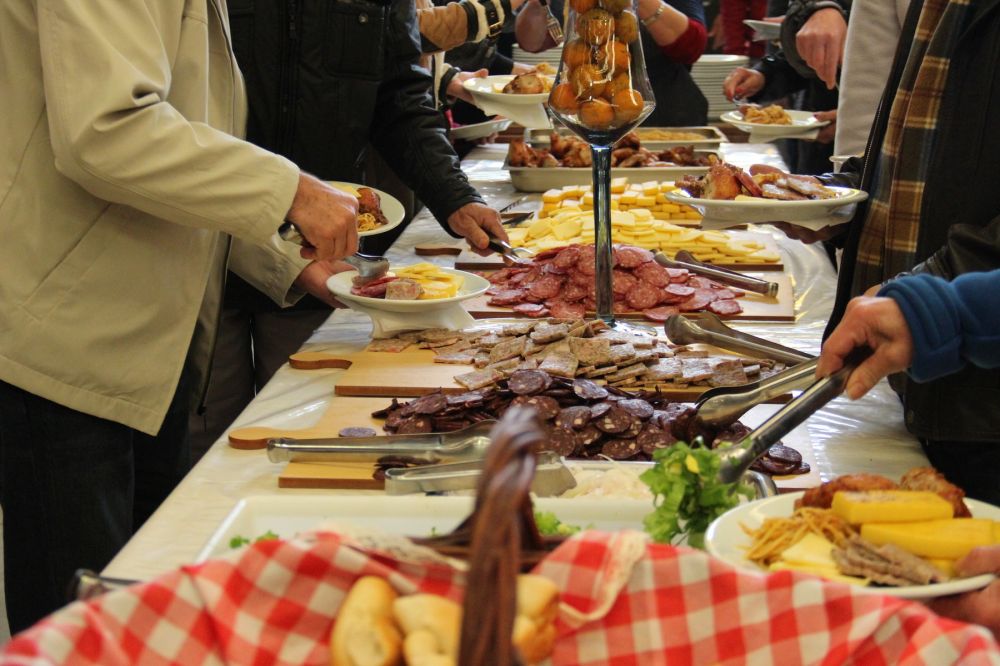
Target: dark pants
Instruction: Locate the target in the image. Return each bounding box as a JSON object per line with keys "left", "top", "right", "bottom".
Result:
{"left": 921, "top": 439, "right": 1000, "bottom": 506}
{"left": 0, "top": 377, "right": 192, "bottom": 633}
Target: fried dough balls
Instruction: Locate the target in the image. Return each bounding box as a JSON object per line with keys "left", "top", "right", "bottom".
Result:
{"left": 614, "top": 10, "right": 640, "bottom": 42}
{"left": 600, "top": 0, "right": 630, "bottom": 13}
{"left": 579, "top": 99, "right": 615, "bottom": 129}
{"left": 577, "top": 8, "right": 615, "bottom": 45}
{"left": 570, "top": 0, "right": 599, "bottom": 12}
{"left": 569, "top": 63, "right": 608, "bottom": 98}
{"left": 613, "top": 88, "right": 644, "bottom": 124}
{"left": 594, "top": 39, "right": 630, "bottom": 75}
{"left": 562, "top": 39, "right": 591, "bottom": 69}
{"left": 549, "top": 83, "right": 580, "bottom": 113}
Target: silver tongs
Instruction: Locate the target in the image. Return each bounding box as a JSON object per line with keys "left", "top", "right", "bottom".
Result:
{"left": 277, "top": 220, "right": 390, "bottom": 283}
{"left": 266, "top": 421, "right": 497, "bottom": 464}
{"left": 716, "top": 348, "right": 870, "bottom": 483}
{"left": 654, "top": 250, "right": 780, "bottom": 297}
{"left": 666, "top": 314, "right": 814, "bottom": 366}
{"left": 384, "top": 451, "right": 577, "bottom": 496}
{"left": 692, "top": 358, "right": 819, "bottom": 429}
{"left": 487, "top": 233, "right": 535, "bottom": 265}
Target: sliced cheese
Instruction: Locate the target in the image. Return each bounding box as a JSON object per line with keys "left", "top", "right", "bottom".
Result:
{"left": 831, "top": 490, "right": 953, "bottom": 524}
{"left": 860, "top": 518, "right": 997, "bottom": 560}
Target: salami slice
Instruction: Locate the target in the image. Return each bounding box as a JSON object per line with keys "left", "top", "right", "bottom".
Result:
{"left": 488, "top": 289, "right": 526, "bottom": 306}
{"left": 542, "top": 262, "right": 568, "bottom": 276}
{"left": 533, "top": 247, "right": 563, "bottom": 261}
{"left": 713, "top": 288, "right": 737, "bottom": 300}
{"left": 509, "top": 369, "right": 550, "bottom": 395}
{"left": 635, "top": 261, "right": 670, "bottom": 287}
{"left": 687, "top": 276, "right": 716, "bottom": 289}
{"left": 513, "top": 302, "right": 549, "bottom": 317}
{"left": 594, "top": 405, "right": 631, "bottom": 434}
{"left": 562, "top": 283, "right": 589, "bottom": 302}
{"left": 553, "top": 245, "right": 582, "bottom": 269}
{"left": 573, "top": 378, "right": 609, "bottom": 401}
{"left": 412, "top": 393, "right": 448, "bottom": 415}
{"left": 529, "top": 276, "right": 563, "bottom": 300}
{"left": 601, "top": 438, "right": 641, "bottom": 460}
{"left": 397, "top": 416, "right": 433, "bottom": 434}
{"left": 678, "top": 291, "right": 713, "bottom": 312}
{"left": 625, "top": 283, "right": 661, "bottom": 310}
{"left": 338, "top": 427, "right": 377, "bottom": 438}
{"left": 555, "top": 406, "right": 593, "bottom": 430}
{"left": 548, "top": 300, "right": 586, "bottom": 319}
{"left": 644, "top": 305, "right": 680, "bottom": 322}
{"left": 708, "top": 299, "right": 743, "bottom": 316}
{"left": 576, "top": 246, "right": 596, "bottom": 275}
{"left": 663, "top": 284, "right": 695, "bottom": 299}
{"left": 614, "top": 245, "right": 654, "bottom": 268}
{"left": 612, "top": 270, "right": 638, "bottom": 296}
{"left": 547, "top": 427, "right": 578, "bottom": 456}
{"left": 667, "top": 268, "right": 690, "bottom": 283}
{"left": 617, "top": 398, "right": 654, "bottom": 420}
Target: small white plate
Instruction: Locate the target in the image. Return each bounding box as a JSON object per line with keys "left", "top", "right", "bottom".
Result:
{"left": 743, "top": 19, "right": 782, "bottom": 41}
{"left": 721, "top": 109, "right": 829, "bottom": 136}
{"left": 326, "top": 181, "right": 406, "bottom": 238}
{"left": 705, "top": 492, "right": 1000, "bottom": 600}
{"left": 463, "top": 75, "right": 552, "bottom": 105}
{"left": 326, "top": 267, "right": 489, "bottom": 313}
{"left": 450, "top": 117, "right": 513, "bottom": 141}
{"left": 666, "top": 186, "right": 868, "bottom": 224}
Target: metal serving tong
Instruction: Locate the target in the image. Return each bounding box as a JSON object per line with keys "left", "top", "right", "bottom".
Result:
{"left": 692, "top": 358, "right": 819, "bottom": 430}
{"left": 487, "top": 233, "right": 535, "bottom": 265}
{"left": 277, "top": 220, "right": 390, "bottom": 283}
{"left": 267, "top": 421, "right": 497, "bottom": 465}
{"left": 654, "top": 250, "right": 780, "bottom": 297}
{"left": 716, "top": 349, "right": 870, "bottom": 483}
{"left": 384, "top": 451, "right": 576, "bottom": 496}
{"left": 666, "top": 314, "right": 814, "bottom": 366}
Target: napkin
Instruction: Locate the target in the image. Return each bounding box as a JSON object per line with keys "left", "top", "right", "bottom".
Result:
{"left": 471, "top": 97, "right": 552, "bottom": 129}
{"left": 342, "top": 299, "right": 476, "bottom": 338}
{"left": 748, "top": 127, "right": 820, "bottom": 143}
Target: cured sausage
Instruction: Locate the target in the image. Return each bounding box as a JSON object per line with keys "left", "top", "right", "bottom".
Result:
{"left": 708, "top": 299, "right": 743, "bottom": 316}
{"left": 509, "top": 369, "right": 550, "bottom": 395}
{"left": 625, "top": 283, "right": 660, "bottom": 310}
{"left": 548, "top": 300, "right": 586, "bottom": 319}
{"left": 338, "top": 427, "right": 377, "bottom": 438}
{"left": 548, "top": 427, "right": 579, "bottom": 456}
{"left": 512, "top": 303, "right": 549, "bottom": 317}
{"left": 573, "top": 378, "right": 609, "bottom": 400}
{"left": 635, "top": 261, "right": 670, "bottom": 287}
{"left": 614, "top": 245, "right": 654, "bottom": 268}
{"left": 529, "top": 276, "right": 563, "bottom": 300}
{"left": 643, "top": 305, "right": 680, "bottom": 322}
{"left": 612, "top": 270, "right": 638, "bottom": 296}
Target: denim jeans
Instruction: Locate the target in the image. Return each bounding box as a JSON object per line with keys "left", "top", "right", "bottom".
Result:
{"left": 0, "top": 377, "right": 191, "bottom": 633}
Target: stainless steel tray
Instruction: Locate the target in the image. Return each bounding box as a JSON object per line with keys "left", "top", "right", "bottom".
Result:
{"left": 505, "top": 158, "right": 711, "bottom": 192}
{"left": 526, "top": 125, "right": 728, "bottom": 150}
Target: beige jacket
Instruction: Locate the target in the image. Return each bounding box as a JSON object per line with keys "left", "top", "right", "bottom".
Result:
{"left": 0, "top": 0, "right": 307, "bottom": 435}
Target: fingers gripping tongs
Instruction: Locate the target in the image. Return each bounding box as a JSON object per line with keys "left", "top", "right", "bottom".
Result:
{"left": 278, "top": 220, "right": 390, "bottom": 282}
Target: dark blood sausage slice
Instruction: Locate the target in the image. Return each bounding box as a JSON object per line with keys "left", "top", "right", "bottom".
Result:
{"left": 555, "top": 405, "right": 593, "bottom": 430}
{"left": 644, "top": 305, "right": 680, "bottom": 322}
{"left": 594, "top": 405, "right": 632, "bottom": 434}
{"left": 529, "top": 276, "right": 563, "bottom": 300}
{"left": 338, "top": 426, "right": 377, "bottom": 438}
{"left": 635, "top": 261, "right": 671, "bottom": 287}
{"left": 625, "top": 283, "right": 661, "bottom": 310}
{"left": 573, "top": 378, "right": 609, "bottom": 400}
{"left": 509, "top": 369, "right": 550, "bottom": 395}
{"left": 412, "top": 393, "right": 447, "bottom": 415}
{"left": 512, "top": 303, "right": 549, "bottom": 317}
{"left": 488, "top": 289, "right": 526, "bottom": 306}
{"left": 576, "top": 425, "right": 604, "bottom": 448}
{"left": 548, "top": 300, "right": 586, "bottom": 319}
{"left": 553, "top": 245, "right": 582, "bottom": 269}
{"left": 612, "top": 270, "right": 639, "bottom": 296}
{"left": 511, "top": 395, "right": 561, "bottom": 420}
{"left": 638, "top": 426, "right": 678, "bottom": 455}
{"left": 601, "top": 438, "right": 641, "bottom": 460}
{"left": 678, "top": 291, "right": 714, "bottom": 312}
{"left": 614, "top": 245, "right": 654, "bottom": 268}
{"left": 576, "top": 246, "right": 596, "bottom": 275}
{"left": 617, "top": 398, "right": 654, "bottom": 420}
{"left": 547, "top": 427, "right": 579, "bottom": 456}
{"left": 708, "top": 299, "right": 743, "bottom": 316}
{"left": 396, "top": 416, "right": 433, "bottom": 434}
{"left": 766, "top": 444, "right": 802, "bottom": 466}
{"left": 590, "top": 401, "right": 613, "bottom": 420}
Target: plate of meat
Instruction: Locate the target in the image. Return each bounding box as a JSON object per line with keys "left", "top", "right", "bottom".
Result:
{"left": 327, "top": 182, "right": 406, "bottom": 237}
{"left": 327, "top": 267, "right": 490, "bottom": 313}
{"left": 667, "top": 163, "right": 867, "bottom": 225}
{"left": 463, "top": 74, "right": 554, "bottom": 105}
{"left": 721, "top": 107, "right": 828, "bottom": 137}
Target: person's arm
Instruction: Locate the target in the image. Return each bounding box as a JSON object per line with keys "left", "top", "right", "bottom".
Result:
{"left": 418, "top": 0, "right": 526, "bottom": 54}
{"left": 780, "top": 0, "right": 851, "bottom": 81}
{"left": 750, "top": 51, "right": 810, "bottom": 100}
{"left": 37, "top": 0, "right": 299, "bottom": 246}
{"left": 636, "top": 0, "right": 707, "bottom": 65}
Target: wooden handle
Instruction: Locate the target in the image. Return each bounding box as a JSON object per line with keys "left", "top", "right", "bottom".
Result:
{"left": 288, "top": 352, "right": 353, "bottom": 370}
{"left": 413, "top": 243, "right": 462, "bottom": 256}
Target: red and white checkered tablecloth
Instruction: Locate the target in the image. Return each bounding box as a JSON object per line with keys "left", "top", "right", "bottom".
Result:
{"left": 2, "top": 530, "right": 998, "bottom": 665}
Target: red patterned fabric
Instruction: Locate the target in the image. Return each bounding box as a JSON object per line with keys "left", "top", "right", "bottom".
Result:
{"left": 3, "top": 531, "right": 998, "bottom": 665}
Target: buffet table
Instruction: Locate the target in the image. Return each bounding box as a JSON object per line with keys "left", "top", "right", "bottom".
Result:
{"left": 104, "top": 143, "right": 930, "bottom": 582}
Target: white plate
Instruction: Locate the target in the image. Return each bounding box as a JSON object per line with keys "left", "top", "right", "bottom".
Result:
{"left": 196, "top": 495, "right": 651, "bottom": 562}
{"left": 721, "top": 109, "right": 829, "bottom": 137}
{"left": 450, "top": 117, "right": 513, "bottom": 141}
{"left": 326, "top": 267, "right": 489, "bottom": 313}
{"left": 463, "top": 75, "right": 552, "bottom": 105}
{"left": 705, "top": 492, "right": 999, "bottom": 599}
{"left": 327, "top": 181, "right": 406, "bottom": 238}
{"left": 666, "top": 186, "right": 868, "bottom": 224}
{"left": 743, "top": 19, "right": 782, "bottom": 41}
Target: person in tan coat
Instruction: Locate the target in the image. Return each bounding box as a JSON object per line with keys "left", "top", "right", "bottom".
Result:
{"left": 0, "top": 0, "right": 361, "bottom": 631}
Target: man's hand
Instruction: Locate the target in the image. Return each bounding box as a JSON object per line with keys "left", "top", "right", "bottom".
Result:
{"left": 723, "top": 67, "right": 766, "bottom": 101}
{"left": 795, "top": 7, "right": 847, "bottom": 90}
{"left": 813, "top": 109, "right": 837, "bottom": 144}
{"left": 285, "top": 173, "right": 359, "bottom": 261}
{"left": 446, "top": 202, "right": 508, "bottom": 256}
{"left": 447, "top": 68, "right": 489, "bottom": 104}
{"left": 928, "top": 546, "right": 1000, "bottom": 642}
{"left": 292, "top": 259, "right": 354, "bottom": 308}
{"left": 816, "top": 295, "right": 915, "bottom": 399}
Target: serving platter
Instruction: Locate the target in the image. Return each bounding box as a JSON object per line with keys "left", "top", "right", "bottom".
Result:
{"left": 720, "top": 109, "right": 829, "bottom": 137}
{"left": 666, "top": 187, "right": 868, "bottom": 225}
{"left": 506, "top": 158, "right": 712, "bottom": 192}
{"left": 450, "top": 117, "right": 512, "bottom": 141}
{"left": 327, "top": 181, "right": 406, "bottom": 238}
{"left": 704, "top": 492, "right": 1000, "bottom": 599}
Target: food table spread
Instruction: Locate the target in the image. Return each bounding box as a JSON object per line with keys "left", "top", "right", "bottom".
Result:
{"left": 104, "top": 142, "right": 930, "bottom": 584}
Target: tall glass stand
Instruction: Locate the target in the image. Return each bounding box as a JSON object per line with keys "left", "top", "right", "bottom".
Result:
{"left": 591, "top": 144, "right": 615, "bottom": 324}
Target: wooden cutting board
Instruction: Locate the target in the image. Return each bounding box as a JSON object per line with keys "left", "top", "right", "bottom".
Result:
{"left": 465, "top": 272, "right": 795, "bottom": 322}
{"left": 228, "top": 396, "right": 820, "bottom": 490}
{"left": 282, "top": 342, "right": 796, "bottom": 400}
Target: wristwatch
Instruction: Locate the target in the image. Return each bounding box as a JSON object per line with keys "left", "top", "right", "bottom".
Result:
{"left": 641, "top": 2, "right": 666, "bottom": 26}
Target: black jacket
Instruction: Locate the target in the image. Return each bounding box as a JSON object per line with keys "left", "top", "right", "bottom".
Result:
{"left": 821, "top": 0, "right": 1000, "bottom": 442}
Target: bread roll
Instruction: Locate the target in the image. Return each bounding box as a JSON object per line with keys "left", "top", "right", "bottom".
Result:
{"left": 512, "top": 574, "right": 560, "bottom": 664}
{"left": 393, "top": 594, "right": 461, "bottom": 660}
{"left": 330, "top": 577, "right": 403, "bottom": 666}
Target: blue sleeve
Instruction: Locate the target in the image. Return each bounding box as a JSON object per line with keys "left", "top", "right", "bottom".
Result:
{"left": 878, "top": 270, "right": 1000, "bottom": 382}
{"left": 665, "top": 0, "right": 705, "bottom": 23}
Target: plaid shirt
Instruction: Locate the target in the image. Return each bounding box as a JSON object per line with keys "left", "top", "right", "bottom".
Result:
{"left": 852, "top": 0, "right": 973, "bottom": 294}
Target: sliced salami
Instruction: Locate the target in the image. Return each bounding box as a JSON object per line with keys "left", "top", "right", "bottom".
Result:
{"left": 411, "top": 393, "right": 447, "bottom": 415}
{"left": 553, "top": 245, "right": 581, "bottom": 269}
{"left": 601, "top": 438, "right": 641, "bottom": 460}
{"left": 561, "top": 282, "right": 589, "bottom": 302}
{"left": 594, "top": 405, "right": 631, "bottom": 434}
{"left": 678, "top": 292, "right": 713, "bottom": 312}
{"left": 576, "top": 246, "right": 596, "bottom": 275}
{"left": 397, "top": 416, "right": 433, "bottom": 434}
{"left": 688, "top": 276, "right": 716, "bottom": 289}
{"left": 708, "top": 299, "right": 743, "bottom": 316}
{"left": 664, "top": 284, "right": 695, "bottom": 299}
{"left": 529, "top": 276, "right": 563, "bottom": 300}
{"left": 667, "top": 268, "right": 690, "bottom": 283}
{"left": 625, "top": 283, "right": 660, "bottom": 310}
{"left": 548, "top": 300, "right": 586, "bottom": 319}
{"left": 644, "top": 305, "right": 680, "bottom": 322}
{"left": 512, "top": 302, "right": 549, "bottom": 317}
{"left": 617, "top": 398, "right": 654, "bottom": 420}
{"left": 548, "top": 427, "right": 578, "bottom": 456}
{"left": 612, "top": 270, "right": 638, "bottom": 296}
{"left": 713, "top": 288, "right": 737, "bottom": 300}
{"left": 635, "top": 261, "right": 670, "bottom": 287}
{"left": 614, "top": 245, "right": 654, "bottom": 268}
{"left": 338, "top": 427, "right": 377, "bottom": 438}
{"left": 573, "top": 378, "right": 609, "bottom": 400}
{"left": 488, "top": 289, "right": 526, "bottom": 306}
{"left": 509, "top": 369, "right": 550, "bottom": 395}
